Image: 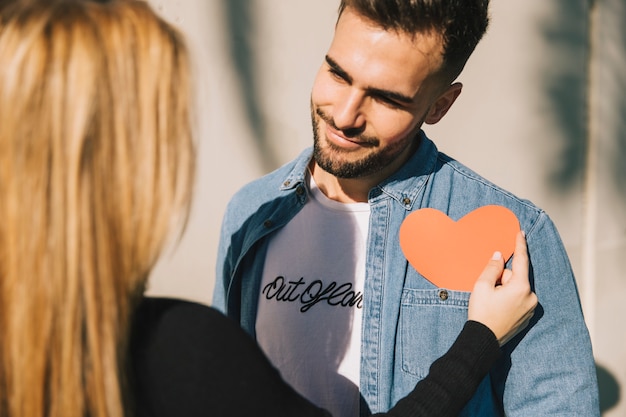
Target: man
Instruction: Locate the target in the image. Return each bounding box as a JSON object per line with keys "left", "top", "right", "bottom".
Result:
{"left": 213, "top": 1, "right": 599, "bottom": 416}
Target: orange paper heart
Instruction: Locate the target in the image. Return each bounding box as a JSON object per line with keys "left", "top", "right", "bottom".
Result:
{"left": 399, "top": 205, "right": 520, "bottom": 292}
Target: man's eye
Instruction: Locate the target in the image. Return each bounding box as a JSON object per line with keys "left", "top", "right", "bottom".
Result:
{"left": 375, "top": 95, "right": 402, "bottom": 108}
{"left": 329, "top": 68, "right": 346, "bottom": 81}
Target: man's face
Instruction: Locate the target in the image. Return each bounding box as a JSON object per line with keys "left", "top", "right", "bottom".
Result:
{"left": 311, "top": 8, "right": 450, "bottom": 180}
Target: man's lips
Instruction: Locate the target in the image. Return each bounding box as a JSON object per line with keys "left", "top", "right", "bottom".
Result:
{"left": 324, "top": 123, "right": 372, "bottom": 149}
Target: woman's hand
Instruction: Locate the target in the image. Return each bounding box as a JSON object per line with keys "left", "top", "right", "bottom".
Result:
{"left": 468, "top": 231, "right": 538, "bottom": 346}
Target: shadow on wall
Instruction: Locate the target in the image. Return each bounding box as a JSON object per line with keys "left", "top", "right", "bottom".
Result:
{"left": 539, "top": 0, "right": 626, "bottom": 198}
{"left": 597, "top": 363, "right": 620, "bottom": 414}
{"left": 222, "top": 0, "right": 280, "bottom": 172}
{"left": 538, "top": 1, "right": 624, "bottom": 414}
{"left": 602, "top": 0, "right": 626, "bottom": 198}
{"left": 536, "top": 0, "right": 588, "bottom": 194}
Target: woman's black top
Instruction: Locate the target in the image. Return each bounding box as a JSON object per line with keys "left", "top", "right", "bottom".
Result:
{"left": 131, "top": 297, "right": 500, "bottom": 417}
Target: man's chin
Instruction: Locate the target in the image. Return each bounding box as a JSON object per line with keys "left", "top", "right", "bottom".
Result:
{"left": 313, "top": 153, "right": 374, "bottom": 179}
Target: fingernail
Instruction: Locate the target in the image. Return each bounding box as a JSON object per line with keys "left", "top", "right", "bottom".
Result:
{"left": 492, "top": 251, "right": 502, "bottom": 260}
{"left": 521, "top": 230, "right": 526, "bottom": 237}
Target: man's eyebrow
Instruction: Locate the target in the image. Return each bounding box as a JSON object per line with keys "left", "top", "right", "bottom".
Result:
{"left": 325, "top": 55, "right": 414, "bottom": 105}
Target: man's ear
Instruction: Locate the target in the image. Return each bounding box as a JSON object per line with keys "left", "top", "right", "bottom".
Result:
{"left": 424, "top": 82, "right": 462, "bottom": 125}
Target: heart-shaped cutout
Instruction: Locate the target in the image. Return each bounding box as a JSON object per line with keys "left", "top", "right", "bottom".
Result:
{"left": 399, "top": 205, "right": 520, "bottom": 292}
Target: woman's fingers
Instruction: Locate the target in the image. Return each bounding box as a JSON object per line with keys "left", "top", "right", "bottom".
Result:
{"left": 502, "top": 231, "right": 529, "bottom": 286}
{"left": 468, "top": 231, "right": 538, "bottom": 345}
{"left": 474, "top": 250, "right": 506, "bottom": 288}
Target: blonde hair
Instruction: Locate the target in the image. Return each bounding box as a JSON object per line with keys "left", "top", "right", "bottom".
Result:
{"left": 0, "top": 1, "right": 195, "bottom": 416}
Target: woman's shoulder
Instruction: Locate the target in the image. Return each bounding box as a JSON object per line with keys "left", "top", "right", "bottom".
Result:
{"left": 131, "top": 296, "right": 252, "bottom": 362}
{"left": 130, "top": 296, "right": 326, "bottom": 417}
{"left": 130, "top": 297, "right": 249, "bottom": 416}
{"left": 134, "top": 297, "right": 229, "bottom": 332}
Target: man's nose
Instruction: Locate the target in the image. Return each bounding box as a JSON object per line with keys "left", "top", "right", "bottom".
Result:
{"left": 332, "top": 89, "right": 366, "bottom": 132}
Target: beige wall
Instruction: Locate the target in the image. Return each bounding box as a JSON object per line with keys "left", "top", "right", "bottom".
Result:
{"left": 146, "top": 1, "right": 625, "bottom": 415}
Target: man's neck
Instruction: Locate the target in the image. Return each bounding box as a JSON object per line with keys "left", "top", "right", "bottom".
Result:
{"left": 309, "top": 165, "right": 373, "bottom": 203}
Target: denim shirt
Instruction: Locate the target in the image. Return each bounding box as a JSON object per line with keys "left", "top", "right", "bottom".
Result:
{"left": 213, "top": 131, "right": 600, "bottom": 416}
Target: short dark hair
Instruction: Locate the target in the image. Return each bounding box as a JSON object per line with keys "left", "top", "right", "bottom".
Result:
{"left": 338, "top": 0, "right": 489, "bottom": 83}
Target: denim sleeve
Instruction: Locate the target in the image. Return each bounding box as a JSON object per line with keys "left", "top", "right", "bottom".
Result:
{"left": 493, "top": 212, "right": 600, "bottom": 416}
{"left": 212, "top": 207, "right": 233, "bottom": 314}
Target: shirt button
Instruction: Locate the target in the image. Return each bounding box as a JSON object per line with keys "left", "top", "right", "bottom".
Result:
{"left": 296, "top": 186, "right": 305, "bottom": 195}
{"left": 403, "top": 197, "right": 411, "bottom": 205}
{"left": 283, "top": 180, "right": 291, "bottom": 187}
{"left": 438, "top": 289, "right": 449, "bottom": 301}
{"left": 263, "top": 220, "right": 273, "bottom": 228}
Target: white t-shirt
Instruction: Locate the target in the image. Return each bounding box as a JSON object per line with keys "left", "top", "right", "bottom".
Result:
{"left": 256, "top": 174, "right": 370, "bottom": 417}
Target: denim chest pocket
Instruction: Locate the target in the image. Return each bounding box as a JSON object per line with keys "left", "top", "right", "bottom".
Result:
{"left": 399, "top": 288, "right": 470, "bottom": 379}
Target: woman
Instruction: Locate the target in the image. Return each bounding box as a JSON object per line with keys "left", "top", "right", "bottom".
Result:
{"left": 0, "top": 1, "right": 536, "bottom": 417}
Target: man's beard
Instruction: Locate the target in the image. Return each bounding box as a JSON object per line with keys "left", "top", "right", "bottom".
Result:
{"left": 311, "top": 106, "right": 418, "bottom": 179}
